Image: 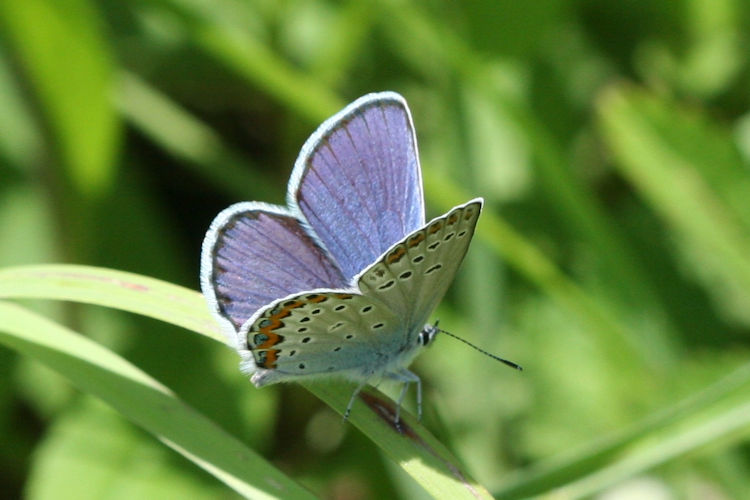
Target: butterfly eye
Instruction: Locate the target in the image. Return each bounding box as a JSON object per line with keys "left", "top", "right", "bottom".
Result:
{"left": 418, "top": 329, "right": 433, "bottom": 346}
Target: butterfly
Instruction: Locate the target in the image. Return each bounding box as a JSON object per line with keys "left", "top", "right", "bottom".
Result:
{"left": 201, "top": 92, "right": 484, "bottom": 424}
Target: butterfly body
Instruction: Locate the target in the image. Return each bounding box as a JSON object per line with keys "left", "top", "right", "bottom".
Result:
{"left": 201, "top": 91, "right": 483, "bottom": 422}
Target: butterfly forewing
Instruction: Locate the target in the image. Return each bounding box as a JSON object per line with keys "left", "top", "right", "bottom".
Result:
{"left": 357, "top": 199, "right": 482, "bottom": 332}
{"left": 292, "top": 93, "right": 425, "bottom": 281}
{"left": 244, "top": 290, "right": 400, "bottom": 379}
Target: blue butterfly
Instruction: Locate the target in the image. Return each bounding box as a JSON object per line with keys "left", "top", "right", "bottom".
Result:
{"left": 201, "top": 92, "right": 487, "bottom": 424}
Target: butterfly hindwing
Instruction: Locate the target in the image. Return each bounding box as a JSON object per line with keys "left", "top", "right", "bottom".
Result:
{"left": 357, "top": 199, "right": 482, "bottom": 332}
{"left": 242, "top": 290, "right": 400, "bottom": 383}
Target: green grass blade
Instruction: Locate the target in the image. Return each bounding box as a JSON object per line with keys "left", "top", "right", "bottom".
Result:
{"left": 496, "top": 362, "right": 750, "bottom": 497}
{"left": 153, "top": 0, "right": 342, "bottom": 123}
{"left": 0, "top": 264, "right": 223, "bottom": 342}
{"left": 0, "top": 46, "right": 43, "bottom": 169}
{"left": 307, "top": 0, "right": 378, "bottom": 87}
{"left": 557, "top": 398, "right": 750, "bottom": 498}
{"left": 116, "top": 71, "right": 275, "bottom": 200}
{"left": 598, "top": 86, "right": 750, "bottom": 310}
{"left": 0, "top": 264, "right": 493, "bottom": 499}
{"left": 0, "top": 0, "right": 120, "bottom": 196}
{"left": 0, "top": 300, "right": 316, "bottom": 500}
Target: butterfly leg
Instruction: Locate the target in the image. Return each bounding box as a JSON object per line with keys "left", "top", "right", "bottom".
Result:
{"left": 344, "top": 380, "right": 369, "bottom": 421}
{"left": 387, "top": 369, "right": 422, "bottom": 424}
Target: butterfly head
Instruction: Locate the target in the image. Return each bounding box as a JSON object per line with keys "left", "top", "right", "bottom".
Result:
{"left": 418, "top": 323, "right": 440, "bottom": 347}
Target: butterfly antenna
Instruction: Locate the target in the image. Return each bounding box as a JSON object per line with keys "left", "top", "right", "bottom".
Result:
{"left": 437, "top": 326, "right": 523, "bottom": 371}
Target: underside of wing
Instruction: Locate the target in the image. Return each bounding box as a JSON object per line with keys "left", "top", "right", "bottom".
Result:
{"left": 290, "top": 92, "right": 425, "bottom": 281}
{"left": 201, "top": 203, "right": 347, "bottom": 343}
{"left": 240, "top": 289, "right": 401, "bottom": 384}
{"left": 356, "top": 199, "right": 483, "bottom": 336}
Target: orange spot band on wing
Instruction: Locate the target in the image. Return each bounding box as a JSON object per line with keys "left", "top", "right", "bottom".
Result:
{"left": 253, "top": 299, "right": 307, "bottom": 349}
{"left": 265, "top": 349, "right": 279, "bottom": 367}
{"left": 255, "top": 331, "right": 283, "bottom": 349}
{"left": 387, "top": 246, "right": 406, "bottom": 264}
{"left": 257, "top": 348, "right": 279, "bottom": 368}
{"left": 428, "top": 221, "right": 442, "bottom": 234}
{"left": 276, "top": 300, "right": 304, "bottom": 318}
{"left": 408, "top": 233, "right": 425, "bottom": 247}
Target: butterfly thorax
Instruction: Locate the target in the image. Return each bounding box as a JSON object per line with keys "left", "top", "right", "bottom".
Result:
{"left": 358, "top": 323, "right": 439, "bottom": 380}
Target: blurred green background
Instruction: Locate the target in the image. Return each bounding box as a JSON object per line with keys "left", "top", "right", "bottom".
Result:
{"left": 2, "top": 0, "right": 750, "bottom": 498}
